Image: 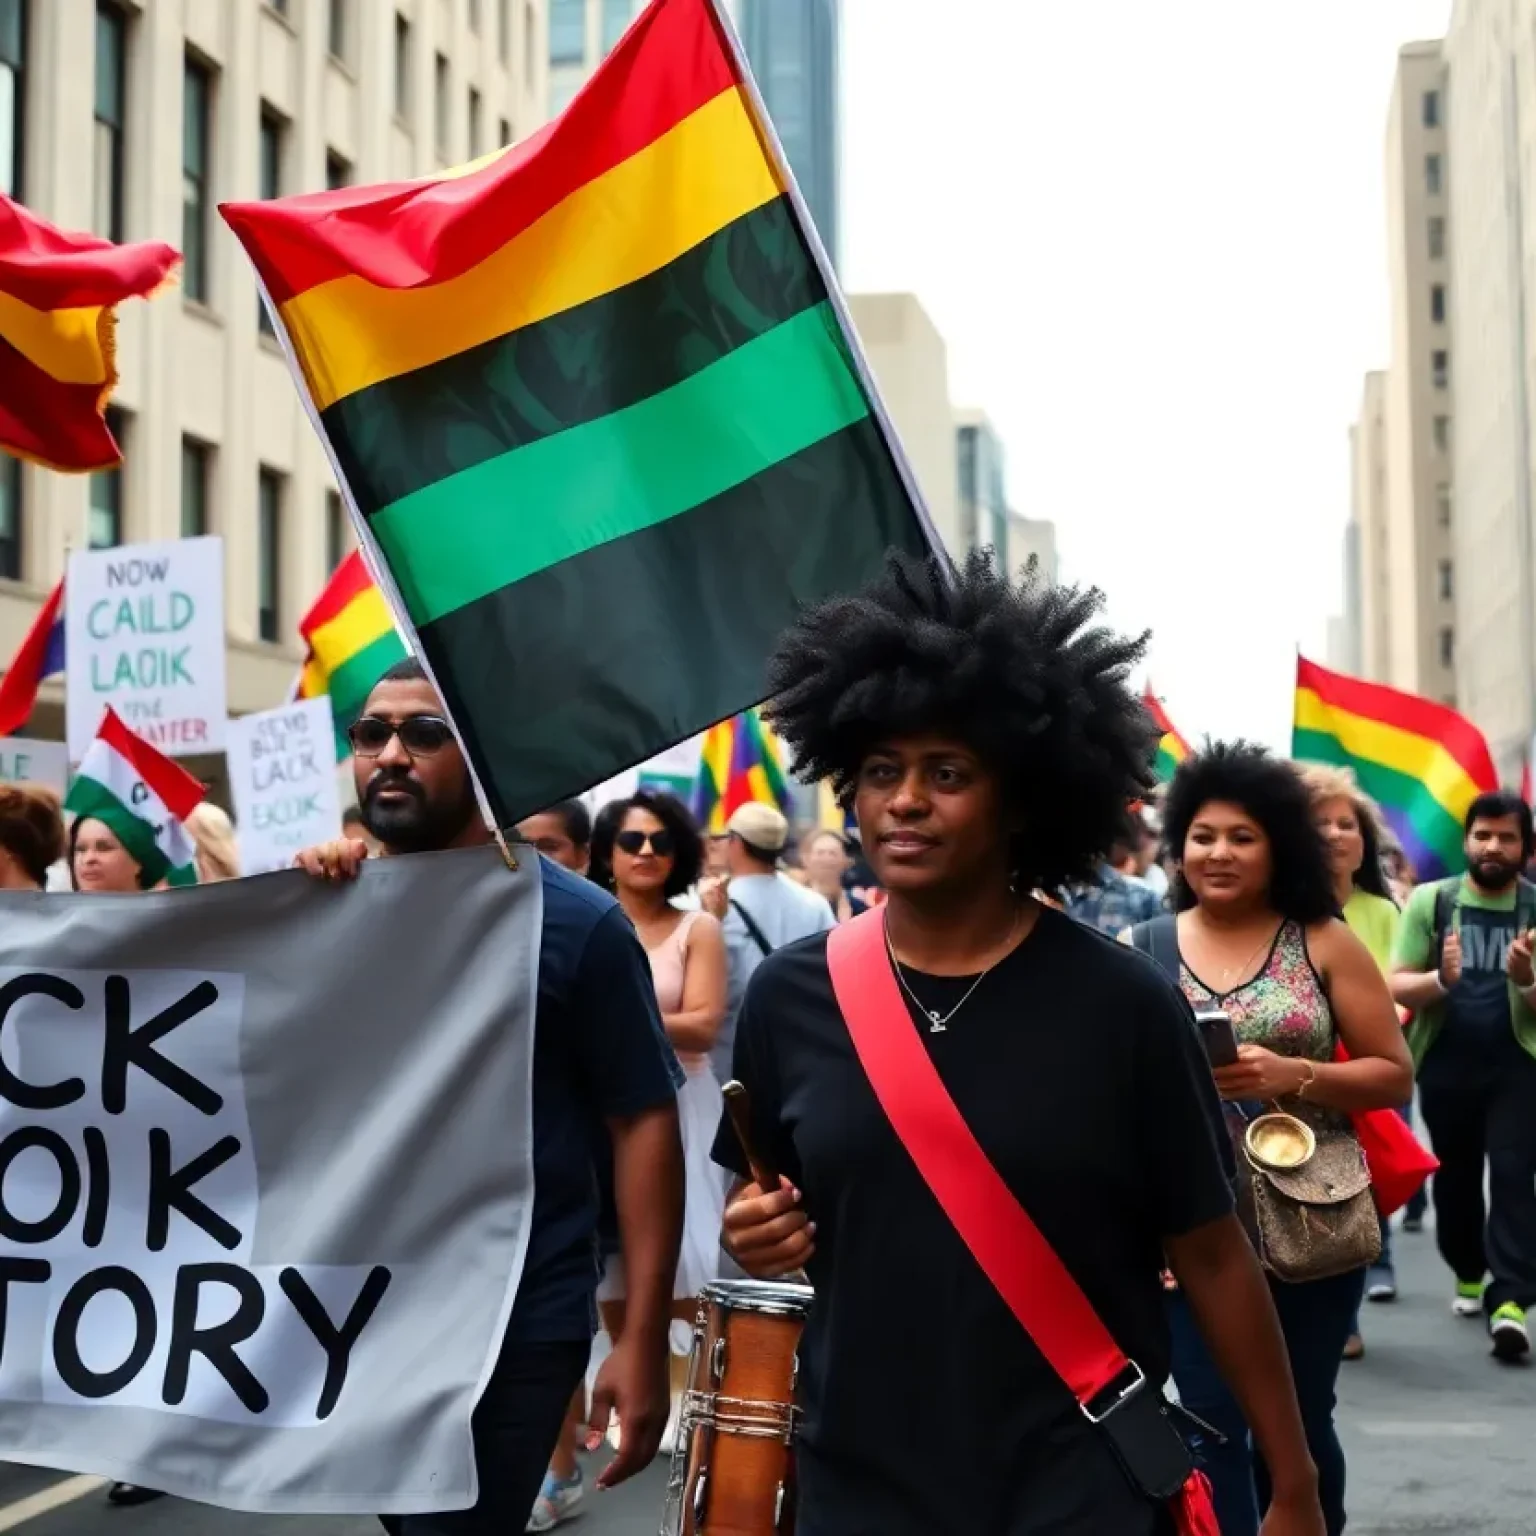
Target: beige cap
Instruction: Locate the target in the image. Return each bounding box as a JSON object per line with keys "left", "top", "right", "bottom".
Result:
{"left": 726, "top": 802, "right": 789, "bottom": 853}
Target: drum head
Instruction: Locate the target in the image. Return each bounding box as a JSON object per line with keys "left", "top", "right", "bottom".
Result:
{"left": 699, "top": 1278, "right": 814, "bottom": 1317}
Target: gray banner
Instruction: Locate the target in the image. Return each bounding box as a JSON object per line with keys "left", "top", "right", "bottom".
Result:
{"left": 0, "top": 844, "right": 539, "bottom": 1514}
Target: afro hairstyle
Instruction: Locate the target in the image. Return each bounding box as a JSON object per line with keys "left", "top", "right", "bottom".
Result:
{"left": 588, "top": 789, "right": 704, "bottom": 900}
{"left": 1162, "top": 741, "right": 1338, "bottom": 924}
{"left": 763, "top": 549, "right": 1157, "bottom": 893}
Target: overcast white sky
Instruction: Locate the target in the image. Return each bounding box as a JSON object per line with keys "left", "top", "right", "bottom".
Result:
{"left": 840, "top": 0, "right": 1453, "bottom": 750}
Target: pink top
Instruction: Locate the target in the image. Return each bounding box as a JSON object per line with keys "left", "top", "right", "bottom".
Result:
{"left": 647, "top": 910, "right": 705, "bottom": 1066}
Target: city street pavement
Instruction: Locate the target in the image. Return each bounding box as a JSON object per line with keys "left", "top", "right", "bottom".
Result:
{"left": 1, "top": 1222, "right": 1533, "bottom": 1535}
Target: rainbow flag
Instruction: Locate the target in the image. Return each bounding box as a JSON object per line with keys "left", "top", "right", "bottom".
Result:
{"left": 0, "top": 196, "right": 177, "bottom": 471}
{"left": 692, "top": 709, "right": 789, "bottom": 834}
{"left": 221, "top": 0, "right": 932, "bottom": 827}
{"left": 298, "top": 550, "right": 408, "bottom": 756}
{"left": 1292, "top": 656, "right": 1497, "bottom": 880}
{"left": 1143, "top": 686, "right": 1192, "bottom": 782}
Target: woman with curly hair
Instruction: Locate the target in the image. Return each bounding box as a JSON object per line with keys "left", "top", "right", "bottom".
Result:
{"left": 1145, "top": 744, "right": 1413, "bottom": 1536}
{"left": 590, "top": 791, "right": 725, "bottom": 1449}
{"left": 714, "top": 552, "right": 1325, "bottom": 1535}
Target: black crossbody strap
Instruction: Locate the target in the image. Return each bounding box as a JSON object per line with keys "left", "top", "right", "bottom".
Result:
{"left": 729, "top": 897, "right": 774, "bottom": 958}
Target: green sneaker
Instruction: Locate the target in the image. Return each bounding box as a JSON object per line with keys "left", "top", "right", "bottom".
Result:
{"left": 1452, "top": 1280, "right": 1486, "bottom": 1318}
{"left": 1490, "top": 1303, "right": 1530, "bottom": 1363}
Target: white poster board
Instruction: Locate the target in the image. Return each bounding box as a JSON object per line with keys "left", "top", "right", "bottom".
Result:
{"left": 66, "top": 536, "right": 228, "bottom": 760}
{"left": 225, "top": 698, "right": 344, "bottom": 875}
{"left": 0, "top": 737, "right": 68, "bottom": 793}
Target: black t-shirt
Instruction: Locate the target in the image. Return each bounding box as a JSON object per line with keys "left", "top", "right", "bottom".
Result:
{"left": 711, "top": 908, "right": 1233, "bottom": 1536}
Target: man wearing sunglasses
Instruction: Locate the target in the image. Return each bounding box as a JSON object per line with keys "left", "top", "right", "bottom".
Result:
{"left": 296, "top": 658, "right": 686, "bottom": 1534}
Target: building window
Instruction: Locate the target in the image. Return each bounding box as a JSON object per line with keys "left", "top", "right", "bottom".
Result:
{"left": 0, "top": 0, "right": 27, "bottom": 201}
{"left": 1433, "top": 415, "right": 1451, "bottom": 454}
{"left": 0, "top": 453, "right": 19, "bottom": 580}
{"left": 326, "top": 489, "right": 346, "bottom": 573}
{"left": 1428, "top": 216, "right": 1445, "bottom": 260}
{"left": 601, "top": 0, "right": 631, "bottom": 53}
{"left": 89, "top": 409, "right": 126, "bottom": 548}
{"left": 327, "top": 0, "right": 348, "bottom": 61}
{"left": 1438, "top": 559, "right": 1453, "bottom": 601}
{"left": 1425, "top": 152, "right": 1442, "bottom": 196}
{"left": 1431, "top": 283, "right": 1446, "bottom": 324}
{"left": 469, "top": 86, "right": 482, "bottom": 156}
{"left": 550, "top": 0, "right": 583, "bottom": 63}
{"left": 549, "top": 76, "right": 579, "bottom": 115}
{"left": 94, "top": 2, "right": 126, "bottom": 241}
{"left": 524, "top": 1, "right": 536, "bottom": 88}
{"left": 499, "top": 116, "right": 512, "bottom": 147}
{"left": 257, "top": 467, "right": 283, "bottom": 643}
{"left": 434, "top": 52, "right": 449, "bottom": 157}
{"left": 498, "top": 0, "right": 510, "bottom": 63}
{"left": 469, "top": 0, "right": 481, "bottom": 32}
{"left": 393, "top": 13, "right": 411, "bottom": 119}
{"left": 1423, "top": 89, "right": 1440, "bottom": 128}
{"left": 1436, "top": 482, "right": 1452, "bottom": 526}
{"left": 180, "top": 437, "right": 210, "bottom": 538}
{"left": 181, "top": 56, "right": 212, "bottom": 304}
{"left": 266, "top": 0, "right": 289, "bottom": 14}
{"left": 325, "top": 149, "right": 351, "bottom": 189}
{"left": 1438, "top": 625, "right": 1454, "bottom": 668}
{"left": 257, "top": 109, "right": 284, "bottom": 332}
{"left": 1432, "top": 348, "right": 1449, "bottom": 388}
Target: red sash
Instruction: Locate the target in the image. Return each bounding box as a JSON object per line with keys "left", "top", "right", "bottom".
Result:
{"left": 827, "top": 910, "right": 1219, "bottom": 1536}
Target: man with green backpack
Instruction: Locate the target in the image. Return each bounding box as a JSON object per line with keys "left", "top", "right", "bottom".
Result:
{"left": 1391, "top": 790, "right": 1536, "bottom": 1363}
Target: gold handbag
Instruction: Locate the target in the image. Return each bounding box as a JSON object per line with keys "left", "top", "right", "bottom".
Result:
{"left": 1244, "top": 1112, "right": 1381, "bottom": 1284}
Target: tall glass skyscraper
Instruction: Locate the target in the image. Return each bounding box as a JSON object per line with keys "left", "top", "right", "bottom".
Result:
{"left": 739, "top": 0, "right": 840, "bottom": 272}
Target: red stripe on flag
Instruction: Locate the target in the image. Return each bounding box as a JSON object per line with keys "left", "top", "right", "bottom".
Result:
{"left": 97, "top": 707, "right": 206, "bottom": 822}
{"left": 1297, "top": 656, "right": 1497, "bottom": 791}
{"left": 220, "top": 0, "right": 739, "bottom": 303}
{"left": 0, "top": 576, "right": 63, "bottom": 736}
{"left": 0, "top": 197, "right": 178, "bottom": 310}
{"left": 300, "top": 549, "right": 376, "bottom": 639}
{"left": 0, "top": 335, "right": 122, "bottom": 471}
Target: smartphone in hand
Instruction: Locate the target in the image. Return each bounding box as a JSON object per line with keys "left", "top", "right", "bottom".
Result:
{"left": 1194, "top": 1009, "right": 1239, "bottom": 1069}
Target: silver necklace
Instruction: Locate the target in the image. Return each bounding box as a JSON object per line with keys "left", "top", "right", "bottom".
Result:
{"left": 885, "top": 911, "right": 1022, "bottom": 1033}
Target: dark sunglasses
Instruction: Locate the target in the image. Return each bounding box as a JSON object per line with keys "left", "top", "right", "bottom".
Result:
{"left": 348, "top": 714, "right": 455, "bottom": 758}
{"left": 615, "top": 828, "right": 675, "bottom": 858}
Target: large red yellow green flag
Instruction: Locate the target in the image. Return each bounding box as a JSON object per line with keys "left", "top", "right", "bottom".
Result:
{"left": 0, "top": 196, "right": 178, "bottom": 471}
{"left": 1292, "top": 656, "right": 1497, "bottom": 879}
{"left": 222, "top": 0, "right": 935, "bottom": 826}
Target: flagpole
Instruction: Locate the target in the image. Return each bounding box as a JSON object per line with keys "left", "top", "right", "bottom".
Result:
{"left": 251, "top": 272, "right": 518, "bottom": 869}
{"left": 704, "top": 0, "right": 951, "bottom": 575}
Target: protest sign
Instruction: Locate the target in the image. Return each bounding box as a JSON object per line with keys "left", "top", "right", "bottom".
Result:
{"left": 226, "top": 700, "right": 343, "bottom": 875}
{"left": 0, "top": 846, "right": 538, "bottom": 1511}
{"left": 0, "top": 738, "right": 67, "bottom": 793}
{"left": 66, "top": 537, "right": 228, "bottom": 760}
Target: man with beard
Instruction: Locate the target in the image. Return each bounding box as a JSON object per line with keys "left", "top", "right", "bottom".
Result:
{"left": 1392, "top": 790, "right": 1536, "bottom": 1362}
{"left": 296, "top": 658, "right": 685, "bottom": 1531}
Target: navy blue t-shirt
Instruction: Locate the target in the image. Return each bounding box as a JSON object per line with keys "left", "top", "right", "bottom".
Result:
{"left": 506, "top": 858, "right": 683, "bottom": 1342}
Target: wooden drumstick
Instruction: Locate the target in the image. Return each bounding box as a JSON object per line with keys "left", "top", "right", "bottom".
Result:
{"left": 722, "top": 1080, "right": 779, "bottom": 1192}
{"left": 723, "top": 1081, "right": 809, "bottom": 1287}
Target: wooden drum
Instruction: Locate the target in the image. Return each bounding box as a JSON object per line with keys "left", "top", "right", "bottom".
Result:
{"left": 660, "top": 1278, "right": 813, "bottom": 1535}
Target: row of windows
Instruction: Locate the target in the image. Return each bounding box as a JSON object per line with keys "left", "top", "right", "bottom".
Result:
{"left": 393, "top": 6, "right": 529, "bottom": 143}
{"left": 1432, "top": 348, "right": 1449, "bottom": 389}
{"left": 1428, "top": 215, "right": 1445, "bottom": 261}
{"left": 95, "top": 1, "right": 523, "bottom": 281}
{"left": 549, "top": 0, "right": 632, "bottom": 65}
{"left": 1424, "top": 89, "right": 1440, "bottom": 129}
{"left": 0, "top": 423, "right": 348, "bottom": 647}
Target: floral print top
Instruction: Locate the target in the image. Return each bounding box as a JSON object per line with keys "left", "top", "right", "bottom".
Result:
{"left": 1180, "top": 920, "right": 1343, "bottom": 1133}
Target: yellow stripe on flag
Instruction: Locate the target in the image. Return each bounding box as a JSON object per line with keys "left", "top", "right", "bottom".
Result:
{"left": 280, "top": 87, "right": 782, "bottom": 411}
{"left": 307, "top": 584, "right": 396, "bottom": 671}
{"left": 0, "top": 294, "right": 109, "bottom": 385}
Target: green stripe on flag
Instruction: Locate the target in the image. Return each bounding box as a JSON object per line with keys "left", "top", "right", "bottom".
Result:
{"left": 325, "top": 196, "right": 823, "bottom": 516}
{"left": 63, "top": 774, "right": 180, "bottom": 885}
{"left": 1291, "top": 726, "right": 1465, "bottom": 873}
{"left": 370, "top": 302, "right": 871, "bottom": 625}
{"left": 325, "top": 629, "right": 410, "bottom": 742}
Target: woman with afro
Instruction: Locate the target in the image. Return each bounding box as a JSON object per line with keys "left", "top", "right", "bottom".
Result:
{"left": 713, "top": 552, "right": 1324, "bottom": 1535}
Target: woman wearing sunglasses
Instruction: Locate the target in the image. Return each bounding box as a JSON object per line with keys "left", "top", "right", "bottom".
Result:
{"left": 590, "top": 792, "right": 727, "bottom": 1447}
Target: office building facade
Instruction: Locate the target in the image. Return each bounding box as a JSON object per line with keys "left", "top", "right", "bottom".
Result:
{"left": 0, "top": 0, "right": 548, "bottom": 743}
